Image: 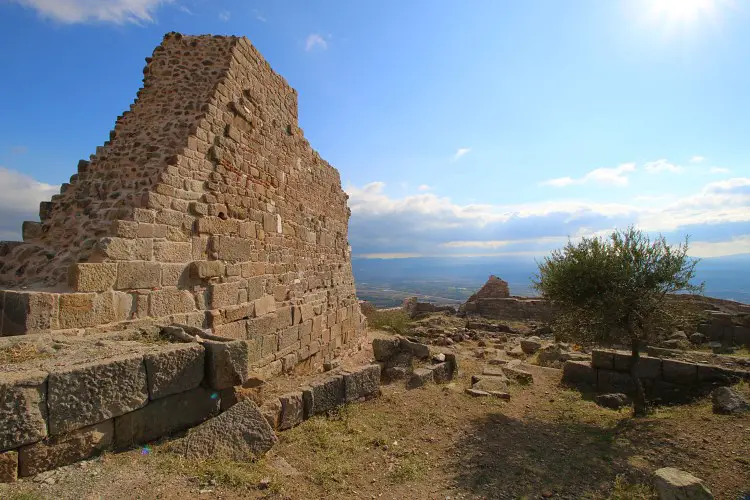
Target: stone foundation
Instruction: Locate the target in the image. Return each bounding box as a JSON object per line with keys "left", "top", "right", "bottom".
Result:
{"left": 463, "top": 297, "right": 554, "bottom": 322}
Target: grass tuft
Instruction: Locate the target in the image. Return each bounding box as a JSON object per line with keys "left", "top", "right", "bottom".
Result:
{"left": 368, "top": 309, "right": 412, "bottom": 335}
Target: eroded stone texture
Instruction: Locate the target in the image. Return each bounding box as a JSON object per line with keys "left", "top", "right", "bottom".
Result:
{"left": 47, "top": 354, "right": 148, "bottom": 435}
{"left": 343, "top": 364, "right": 381, "bottom": 402}
{"left": 0, "top": 451, "right": 18, "bottom": 483}
{"left": 143, "top": 343, "right": 205, "bottom": 399}
{"left": 18, "top": 420, "right": 113, "bottom": 477}
{"left": 306, "top": 375, "right": 345, "bottom": 415}
{"left": 204, "top": 339, "right": 249, "bottom": 389}
{"left": 0, "top": 371, "right": 48, "bottom": 451}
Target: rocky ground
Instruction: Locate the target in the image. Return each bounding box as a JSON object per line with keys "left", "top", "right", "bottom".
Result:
{"left": 2, "top": 320, "right": 749, "bottom": 500}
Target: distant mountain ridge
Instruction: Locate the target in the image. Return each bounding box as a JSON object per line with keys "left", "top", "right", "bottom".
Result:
{"left": 352, "top": 254, "right": 750, "bottom": 306}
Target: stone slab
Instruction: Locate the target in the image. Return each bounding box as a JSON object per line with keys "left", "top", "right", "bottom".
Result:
{"left": 0, "top": 370, "right": 48, "bottom": 451}
{"left": 591, "top": 350, "right": 614, "bottom": 370}
{"left": 18, "top": 420, "right": 113, "bottom": 477}
{"left": 662, "top": 359, "right": 698, "bottom": 385}
{"left": 561, "top": 361, "right": 596, "bottom": 388}
{"left": 178, "top": 400, "right": 277, "bottom": 461}
{"left": 1, "top": 291, "right": 58, "bottom": 336}
{"left": 47, "top": 354, "right": 148, "bottom": 435}
{"left": 372, "top": 337, "right": 400, "bottom": 361}
{"left": 406, "top": 367, "right": 434, "bottom": 389}
{"left": 307, "top": 375, "right": 345, "bottom": 416}
{"left": 343, "top": 364, "right": 381, "bottom": 402}
{"left": 204, "top": 339, "right": 249, "bottom": 390}
{"left": 144, "top": 343, "right": 205, "bottom": 400}
{"left": 399, "top": 339, "right": 430, "bottom": 359}
{"left": 114, "top": 387, "right": 220, "bottom": 449}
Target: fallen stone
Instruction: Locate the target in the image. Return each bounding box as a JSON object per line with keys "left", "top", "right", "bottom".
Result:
{"left": 0, "top": 370, "right": 48, "bottom": 450}
{"left": 113, "top": 387, "right": 220, "bottom": 448}
{"left": 502, "top": 365, "right": 533, "bottom": 385}
{"left": 178, "top": 400, "right": 277, "bottom": 461}
{"left": 488, "top": 391, "right": 511, "bottom": 400}
{"left": 343, "top": 364, "right": 381, "bottom": 402}
{"left": 472, "top": 375, "right": 509, "bottom": 393}
{"left": 520, "top": 337, "right": 542, "bottom": 354}
{"left": 507, "top": 346, "right": 526, "bottom": 358}
{"left": 372, "top": 337, "right": 400, "bottom": 362}
{"left": 278, "top": 392, "right": 304, "bottom": 430}
{"left": 0, "top": 451, "right": 18, "bottom": 483}
{"left": 711, "top": 386, "right": 749, "bottom": 415}
{"left": 432, "top": 353, "right": 446, "bottom": 363}
{"left": 143, "top": 343, "right": 205, "bottom": 400}
{"left": 653, "top": 467, "right": 713, "bottom": 500}
{"left": 594, "top": 393, "right": 628, "bottom": 410}
{"left": 689, "top": 332, "right": 707, "bottom": 345}
{"left": 260, "top": 398, "right": 282, "bottom": 431}
{"left": 47, "top": 354, "right": 148, "bottom": 435}
{"left": 465, "top": 388, "right": 490, "bottom": 397}
{"left": 19, "top": 420, "right": 113, "bottom": 477}
{"left": 383, "top": 351, "right": 413, "bottom": 381}
{"left": 400, "top": 338, "right": 430, "bottom": 359}
{"left": 204, "top": 339, "right": 249, "bottom": 390}
{"left": 406, "top": 368, "right": 433, "bottom": 389}
{"left": 482, "top": 365, "right": 506, "bottom": 377}
{"left": 427, "top": 362, "right": 452, "bottom": 384}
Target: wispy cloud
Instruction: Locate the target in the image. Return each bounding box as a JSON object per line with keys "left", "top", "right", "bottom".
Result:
{"left": 451, "top": 148, "right": 471, "bottom": 162}
{"left": 542, "top": 163, "right": 636, "bottom": 188}
{"left": 644, "top": 158, "right": 683, "bottom": 174}
{"left": 305, "top": 33, "right": 328, "bottom": 51}
{"left": 178, "top": 5, "right": 192, "bottom": 15}
{"left": 690, "top": 155, "right": 705, "bottom": 163}
{"left": 417, "top": 184, "right": 432, "bottom": 192}
{"left": 253, "top": 9, "right": 267, "bottom": 22}
{"left": 709, "top": 166, "right": 731, "bottom": 174}
{"left": 218, "top": 10, "right": 230, "bottom": 22}
{"left": 11, "top": 0, "right": 173, "bottom": 24}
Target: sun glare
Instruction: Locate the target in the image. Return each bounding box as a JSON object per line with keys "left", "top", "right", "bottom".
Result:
{"left": 650, "top": 0, "right": 717, "bottom": 23}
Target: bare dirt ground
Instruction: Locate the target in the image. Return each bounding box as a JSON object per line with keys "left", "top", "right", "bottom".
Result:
{"left": 3, "top": 331, "right": 749, "bottom": 500}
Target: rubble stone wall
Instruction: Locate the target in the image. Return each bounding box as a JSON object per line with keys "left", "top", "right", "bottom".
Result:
{"left": 0, "top": 34, "right": 365, "bottom": 371}
{"left": 464, "top": 297, "right": 554, "bottom": 322}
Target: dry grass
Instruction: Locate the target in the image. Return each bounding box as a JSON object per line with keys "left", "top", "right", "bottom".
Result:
{"left": 0, "top": 342, "right": 50, "bottom": 365}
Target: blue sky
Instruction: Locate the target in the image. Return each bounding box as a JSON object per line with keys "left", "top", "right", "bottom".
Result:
{"left": 0, "top": 0, "right": 749, "bottom": 260}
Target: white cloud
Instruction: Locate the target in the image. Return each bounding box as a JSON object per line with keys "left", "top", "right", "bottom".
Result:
{"left": 305, "top": 34, "right": 328, "bottom": 51}
{"left": 0, "top": 167, "right": 60, "bottom": 240}
{"left": 12, "top": 0, "right": 172, "bottom": 24}
{"left": 451, "top": 148, "right": 471, "bottom": 162}
{"left": 690, "top": 156, "right": 705, "bottom": 163}
{"left": 688, "top": 235, "right": 750, "bottom": 258}
{"left": 253, "top": 9, "right": 267, "bottom": 22}
{"left": 178, "top": 5, "right": 192, "bottom": 15}
{"left": 709, "top": 167, "right": 731, "bottom": 174}
{"left": 644, "top": 159, "right": 683, "bottom": 174}
{"left": 218, "top": 10, "right": 230, "bottom": 21}
{"left": 543, "top": 163, "right": 636, "bottom": 188}
{"left": 417, "top": 184, "right": 432, "bottom": 192}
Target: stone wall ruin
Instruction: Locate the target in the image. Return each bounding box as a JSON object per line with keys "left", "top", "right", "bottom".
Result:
{"left": 0, "top": 32, "right": 365, "bottom": 364}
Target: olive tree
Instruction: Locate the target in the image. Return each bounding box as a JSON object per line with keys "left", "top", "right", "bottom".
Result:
{"left": 532, "top": 226, "right": 703, "bottom": 416}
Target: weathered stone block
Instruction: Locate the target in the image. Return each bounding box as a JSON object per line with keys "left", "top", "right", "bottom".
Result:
{"left": 116, "top": 262, "right": 161, "bottom": 290}
{"left": 400, "top": 338, "right": 430, "bottom": 359}
{"left": 427, "top": 362, "right": 452, "bottom": 384}
{"left": 47, "top": 354, "right": 148, "bottom": 435}
{"left": 372, "top": 337, "right": 400, "bottom": 361}
{"left": 0, "top": 451, "right": 18, "bottom": 483}
{"left": 143, "top": 344, "right": 205, "bottom": 399}
{"left": 18, "top": 420, "right": 113, "bottom": 477}
{"left": 697, "top": 364, "right": 741, "bottom": 384}
{"left": 278, "top": 391, "right": 304, "bottom": 430}
{"left": 255, "top": 295, "right": 276, "bottom": 317}
{"left": 178, "top": 400, "right": 277, "bottom": 460}
{"left": 597, "top": 369, "right": 635, "bottom": 393}
{"left": 153, "top": 241, "right": 191, "bottom": 263}
{"left": 189, "top": 260, "right": 225, "bottom": 280}
{"left": 68, "top": 263, "right": 117, "bottom": 292}
{"left": 0, "top": 371, "right": 48, "bottom": 451}
{"left": 214, "top": 320, "right": 248, "bottom": 340}
{"left": 343, "top": 364, "right": 381, "bottom": 402}
{"left": 561, "top": 361, "right": 596, "bottom": 388}
{"left": 247, "top": 314, "right": 275, "bottom": 340}
{"left": 214, "top": 236, "right": 254, "bottom": 262}
{"left": 149, "top": 288, "right": 195, "bottom": 317}
{"left": 307, "top": 375, "right": 345, "bottom": 415}
{"left": 209, "top": 282, "right": 239, "bottom": 309}
{"left": 591, "top": 350, "right": 614, "bottom": 370}
{"left": 204, "top": 339, "right": 249, "bottom": 389}
{"left": 58, "top": 292, "right": 115, "bottom": 329}
{"left": 223, "top": 303, "right": 254, "bottom": 323}
{"left": 114, "top": 387, "right": 219, "bottom": 449}
{"left": 653, "top": 467, "right": 713, "bottom": 500}
{"left": 160, "top": 263, "right": 188, "bottom": 287}
{"left": 406, "top": 368, "right": 434, "bottom": 389}
{"left": 1, "top": 291, "right": 58, "bottom": 335}
{"left": 662, "top": 359, "right": 698, "bottom": 385}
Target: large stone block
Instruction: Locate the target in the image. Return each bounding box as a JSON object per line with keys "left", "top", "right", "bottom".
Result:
{"left": 204, "top": 339, "right": 249, "bottom": 389}
{"left": 653, "top": 467, "right": 713, "bottom": 500}
{"left": 114, "top": 387, "right": 220, "bottom": 449}
{"left": 1, "top": 291, "right": 58, "bottom": 335}
{"left": 254, "top": 295, "right": 277, "bottom": 317}
{"left": 591, "top": 350, "right": 614, "bottom": 370}
{"left": 214, "top": 320, "right": 249, "bottom": 340}
{"left": 149, "top": 288, "right": 196, "bottom": 318}
{"left": 662, "top": 359, "right": 698, "bottom": 385}
{"left": 306, "top": 375, "right": 345, "bottom": 416}
{"left": 561, "top": 361, "right": 596, "bottom": 388}
{"left": 372, "top": 337, "right": 400, "bottom": 361}
{"left": 58, "top": 292, "right": 115, "bottom": 329}
{"left": 189, "top": 260, "right": 225, "bottom": 280}
{"left": 400, "top": 338, "right": 430, "bottom": 359}
{"left": 0, "top": 371, "right": 48, "bottom": 451}
{"left": 0, "top": 451, "right": 18, "bottom": 483}
{"left": 214, "top": 236, "right": 254, "bottom": 262}
{"left": 153, "top": 241, "right": 191, "bottom": 263}
{"left": 597, "top": 369, "right": 635, "bottom": 393}
{"left": 209, "top": 282, "right": 239, "bottom": 309}
{"left": 278, "top": 391, "right": 304, "bottom": 430}
{"left": 18, "top": 420, "right": 113, "bottom": 477}
{"left": 116, "top": 261, "right": 161, "bottom": 290}
{"left": 47, "top": 354, "right": 148, "bottom": 435}
{"left": 427, "top": 362, "right": 452, "bottom": 384}
{"left": 343, "top": 364, "right": 381, "bottom": 402}
{"left": 144, "top": 344, "right": 205, "bottom": 399}
{"left": 178, "top": 400, "right": 277, "bottom": 460}
{"left": 68, "top": 263, "right": 117, "bottom": 292}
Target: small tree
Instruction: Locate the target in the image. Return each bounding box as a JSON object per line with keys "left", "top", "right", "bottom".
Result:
{"left": 532, "top": 226, "right": 703, "bottom": 416}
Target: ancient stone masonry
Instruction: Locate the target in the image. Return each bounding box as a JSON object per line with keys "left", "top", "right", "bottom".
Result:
{"left": 461, "top": 276, "right": 553, "bottom": 322}
{"left": 0, "top": 34, "right": 366, "bottom": 366}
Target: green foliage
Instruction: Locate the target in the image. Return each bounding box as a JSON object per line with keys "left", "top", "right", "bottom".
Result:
{"left": 608, "top": 475, "right": 656, "bottom": 499}
{"left": 533, "top": 226, "right": 703, "bottom": 345}
{"left": 368, "top": 309, "right": 411, "bottom": 335}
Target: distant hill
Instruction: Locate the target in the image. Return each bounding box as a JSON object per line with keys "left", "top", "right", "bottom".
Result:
{"left": 352, "top": 254, "right": 750, "bottom": 306}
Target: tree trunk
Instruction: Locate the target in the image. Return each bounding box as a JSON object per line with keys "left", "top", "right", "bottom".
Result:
{"left": 629, "top": 338, "right": 647, "bottom": 417}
